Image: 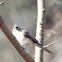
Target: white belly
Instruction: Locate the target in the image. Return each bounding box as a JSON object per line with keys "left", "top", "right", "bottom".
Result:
{"left": 12, "top": 30, "right": 33, "bottom": 48}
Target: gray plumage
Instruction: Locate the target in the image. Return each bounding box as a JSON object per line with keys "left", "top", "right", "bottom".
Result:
{"left": 12, "top": 24, "right": 52, "bottom": 53}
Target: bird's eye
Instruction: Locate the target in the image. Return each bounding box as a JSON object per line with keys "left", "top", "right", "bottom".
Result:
{"left": 16, "top": 27, "right": 18, "bottom": 28}
{"left": 14, "top": 27, "right": 19, "bottom": 30}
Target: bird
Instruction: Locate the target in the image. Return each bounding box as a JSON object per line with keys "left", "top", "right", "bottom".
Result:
{"left": 12, "top": 24, "right": 52, "bottom": 53}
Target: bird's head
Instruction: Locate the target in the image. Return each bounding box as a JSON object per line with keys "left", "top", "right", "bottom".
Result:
{"left": 13, "top": 24, "right": 20, "bottom": 30}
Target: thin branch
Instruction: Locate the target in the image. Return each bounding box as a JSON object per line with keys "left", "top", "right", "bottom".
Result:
{"left": 43, "top": 42, "right": 55, "bottom": 48}
{"left": 0, "top": 1, "right": 5, "bottom": 5}
{"left": 0, "top": 16, "right": 34, "bottom": 62}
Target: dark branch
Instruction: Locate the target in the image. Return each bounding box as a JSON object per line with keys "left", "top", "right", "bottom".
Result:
{"left": 0, "top": 16, "right": 34, "bottom": 62}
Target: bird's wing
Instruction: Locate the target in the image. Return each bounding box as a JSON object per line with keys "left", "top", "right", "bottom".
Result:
{"left": 23, "top": 30, "right": 41, "bottom": 45}
{"left": 23, "top": 30, "right": 52, "bottom": 53}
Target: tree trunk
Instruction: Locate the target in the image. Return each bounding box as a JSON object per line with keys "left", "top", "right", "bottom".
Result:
{"left": 35, "top": 0, "right": 46, "bottom": 62}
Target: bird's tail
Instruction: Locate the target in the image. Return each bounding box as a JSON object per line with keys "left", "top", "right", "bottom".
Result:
{"left": 34, "top": 43, "right": 52, "bottom": 53}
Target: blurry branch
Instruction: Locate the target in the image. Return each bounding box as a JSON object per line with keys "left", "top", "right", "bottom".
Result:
{"left": 0, "top": 16, "right": 34, "bottom": 62}
{"left": 35, "top": 0, "right": 46, "bottom": 62}
{"left": 0, "top": 1, "right": 5, "bottom": 5}
{"left": 43, "top": 42, "right": 55, "bottom": 48}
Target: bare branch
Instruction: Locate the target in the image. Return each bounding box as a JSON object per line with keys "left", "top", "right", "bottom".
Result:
{"left": 0, "top": 1, "right": 5, "bottom": 5}
{"left": 35, "top": 0, "right": 46, "bottom": 62}
{"left": 0, "top": 16, "right": 34, "bottom": 62}
{"left": 43, "top": 42, "right": 55, "bottom": 48}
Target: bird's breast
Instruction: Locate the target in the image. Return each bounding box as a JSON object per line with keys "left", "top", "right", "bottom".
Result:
{"left": 12, "top": 30, "right": 34, "bottom": 47}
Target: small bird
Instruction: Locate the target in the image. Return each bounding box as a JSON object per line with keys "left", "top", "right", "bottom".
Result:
{"left": 12, "top": 24, "right": 52, "bottom": 53}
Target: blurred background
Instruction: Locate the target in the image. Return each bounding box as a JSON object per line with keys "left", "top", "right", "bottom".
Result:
{"left": 0, "top": 0, "right": 62, "bottom": 62}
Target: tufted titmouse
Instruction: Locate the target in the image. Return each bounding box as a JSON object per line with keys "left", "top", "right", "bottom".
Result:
{"left": 12, "top": 24, "right": 52, "bottom": 53}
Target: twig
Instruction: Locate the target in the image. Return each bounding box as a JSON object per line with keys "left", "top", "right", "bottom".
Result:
{"left": 43, "top": 42, "right": 55, "bottom": 48}
{"left": 0, "top": 1, "right": 5, "bottom": 5}
{"left": 0, "top": 16, "right": 34, "bottom": 62}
